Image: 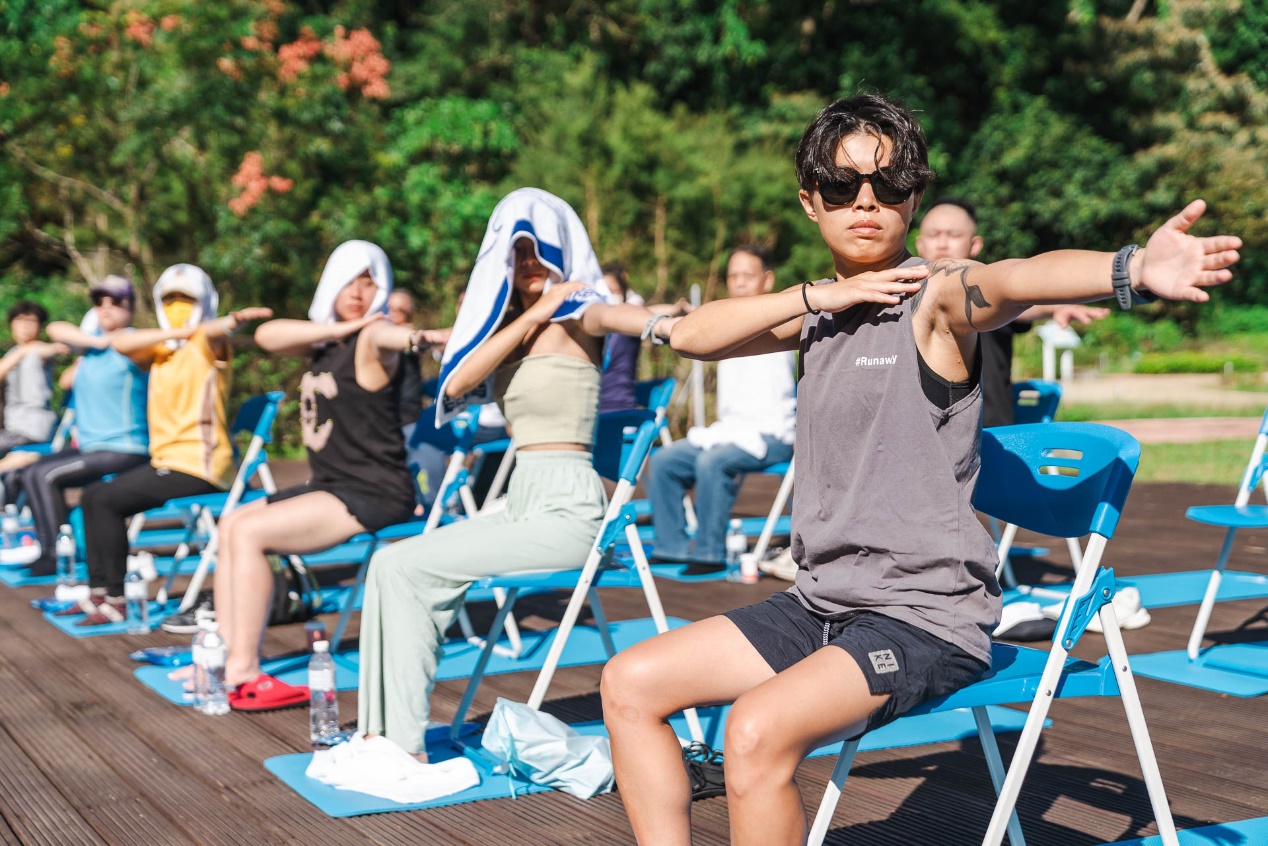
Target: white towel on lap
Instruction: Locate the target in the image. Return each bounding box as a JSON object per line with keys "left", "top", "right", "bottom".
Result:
{"left": 435, "top": 188, "right": 607, "bottom": 426}
{"left": 307, "top": 240, "right": 393, "bottom": 324}
{"left": 305, "top": 734, "right": 479, "bottom": 805}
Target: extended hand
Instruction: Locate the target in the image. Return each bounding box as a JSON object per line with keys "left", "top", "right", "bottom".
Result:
{"left": 526, "top": 281, "right": 587, "bottom": 324}
{"left": 230, "top": 307, "right": 275, "bottom": 325}
{"left": 1050, "top": 304, "right": 1109, "bottom": 329}
{"left": 1139, "top": 200, "right": 1241, "bottom": 302}
{"left": 806, "top": 264, "right": 930, "bottom": 313}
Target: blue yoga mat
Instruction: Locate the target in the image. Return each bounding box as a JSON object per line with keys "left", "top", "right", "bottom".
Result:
{"left": 1131, "top": 644, "right": 1268, "bottom": 697}
{"left": 137, "top": 617, "right": 690, "bottom": 706}
{"left": 1003, "top": 570, "right": 1268, "bottom": 611}
{"left": 266, "top": 704, "right": 1036, "bottom": 818}
{"left": 1097, "top": 816, "right": 1268, "bottom": 845}
{"left": 44, "top": 601, "right": 173, "bottom": 639}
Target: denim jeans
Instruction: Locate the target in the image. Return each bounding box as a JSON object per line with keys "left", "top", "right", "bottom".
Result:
{"left": 647, "top": 436, "right": 793, "bottom": 562}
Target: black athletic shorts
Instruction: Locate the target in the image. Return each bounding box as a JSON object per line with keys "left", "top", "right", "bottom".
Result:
{"left": 724, "top": 590, "right": 989, "bottom": 735}
{"left": 266, "top": 483, "right": 413, "bottom": 533}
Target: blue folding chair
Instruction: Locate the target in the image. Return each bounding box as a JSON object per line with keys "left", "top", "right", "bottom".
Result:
{"left": 1011, "top": 379, "right": 1062, "bottom": 425}
{"left": 1176, "top": 405, "right": 1268, "bottom": 664}
{"left": 450, "top": 413, "right": 707, "bottom": 766}
{"left": 154, "top": 392, "right": 286, "bottom": 609}
{"left": 808, "top": 423, "right": 1177, "bottom": 846}
{"left": 10, "top": 401, "right": 76, "bottom": 459}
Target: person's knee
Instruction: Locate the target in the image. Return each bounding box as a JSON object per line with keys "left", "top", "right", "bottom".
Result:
{"left": 600, "top": 648, "right": 673, "bottom": 723}
{"left": 696, "top": 447, "right": 745, "bottom": 480}
{"left": 723, "top": 696, "right": 797, "bottom": 794}
{"left": 78, "top": 480, "right": 108, "bottom": 512}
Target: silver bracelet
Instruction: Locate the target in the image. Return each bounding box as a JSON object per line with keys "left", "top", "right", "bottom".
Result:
{"left": 641, "top": 313, "right": 671, "bottom": 345}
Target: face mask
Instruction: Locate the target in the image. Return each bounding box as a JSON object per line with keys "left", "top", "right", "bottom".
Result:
{"left": 163, "top": 300, "right": 195, "bottom": 328}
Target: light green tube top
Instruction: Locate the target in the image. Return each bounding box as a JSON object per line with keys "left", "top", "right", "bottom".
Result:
{"left": 494, "top": 354, "right": 600, "bottom": 448}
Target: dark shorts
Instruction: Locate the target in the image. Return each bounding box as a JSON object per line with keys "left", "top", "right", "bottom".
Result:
{"left": 267, "top": 483, "right": 413, "bottom": 533}
{"left": 724, "top": 591, "right": 989, "bottom": 735}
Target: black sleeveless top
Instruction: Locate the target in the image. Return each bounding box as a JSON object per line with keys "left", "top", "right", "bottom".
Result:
{"left": 299, "top": 332, "right": 413, "bottom": 510}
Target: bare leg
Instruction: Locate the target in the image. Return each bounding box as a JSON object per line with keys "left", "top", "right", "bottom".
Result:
{"left": 723, "top": 646, "right": 888, "bottom": 846}
{"left": 601, "top": 615, "right": 775, "bottom": 846}
{"left": 215, "top": 493, "right": 365, "bottom": 687}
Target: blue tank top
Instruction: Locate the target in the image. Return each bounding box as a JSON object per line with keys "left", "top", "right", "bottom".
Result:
{"left": 74, "top": 343, "right": 149, "bottom": 454}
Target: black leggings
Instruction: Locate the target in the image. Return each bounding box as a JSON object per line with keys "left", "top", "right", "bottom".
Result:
{"left": 19, "top": 449, "right": 150, "bottom": 572}
{"left": 79, "top": 464, "right": 219, "bottom": 596}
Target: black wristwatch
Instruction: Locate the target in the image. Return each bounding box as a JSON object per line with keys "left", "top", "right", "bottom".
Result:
{"left": 1112, "top": 244, "right": 1157, "bottom": 309}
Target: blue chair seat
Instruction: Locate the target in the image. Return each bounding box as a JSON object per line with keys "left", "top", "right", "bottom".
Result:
{"left": 1185, "top": 503, "right": 1268, "bottom": 529}
{"left": 907, "top": 646, "right": 1116, "bottom": 715}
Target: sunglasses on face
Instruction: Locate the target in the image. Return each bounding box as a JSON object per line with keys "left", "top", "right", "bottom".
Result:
{"left": 91, "top": 292, "right": 133, "bottom": 308}
{"left": 816, "top": 167, "right": 914, "bottom": 207}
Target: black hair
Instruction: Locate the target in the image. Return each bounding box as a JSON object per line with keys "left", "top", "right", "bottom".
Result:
{"left": 925, "top": 196, "right": 977, "bottom": 223}
{"left": 795, "top": 94, "right": 935, "bottom": 197}
{"left": 729, "top": 244, "right": 773, "bottom": 273}
{"left": 600, "top": 261, "right": 627, "bottom": 280}
{"left": 7, "top": 300, "right": 47, "bottom": 324}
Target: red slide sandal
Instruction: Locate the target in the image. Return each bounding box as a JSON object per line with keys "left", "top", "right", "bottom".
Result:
{"left": 229, "top": 674, "right": 310, "bottom": 712}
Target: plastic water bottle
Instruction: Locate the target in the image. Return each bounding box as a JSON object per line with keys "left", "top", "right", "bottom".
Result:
{"left": 308, "top": 640, "right": 339, "bottom": 744}
{"left": 190, "top": 609, "right": 214, "bottom": 708}
{"left": 1, "top": 505, "right": 18, "bottom": 550}
{"left": 725, "top": 518, "right": 747, "bottom": 582}
{"left": 199, "top": 622, "right": 229, "bottom": 716}
{"left": 55, "top": 524, "right": 77, "bottom": 586}
{"left": 124, "top": 561, "right": 149, "bottom": 634}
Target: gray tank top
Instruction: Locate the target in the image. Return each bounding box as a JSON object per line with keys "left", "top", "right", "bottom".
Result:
{"left": 787, "top": 260, "right": 1001, "bottom": 664}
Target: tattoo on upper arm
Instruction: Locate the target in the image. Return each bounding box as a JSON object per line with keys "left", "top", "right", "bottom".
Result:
{"left": 928, "top": 259, "right": 991, "bottom": 329}
{"left": 910, "top": 277, "right": 930, "bottom": 315}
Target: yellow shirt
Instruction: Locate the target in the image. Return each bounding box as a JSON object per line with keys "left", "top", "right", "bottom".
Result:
{"left": 146, "top": 328, "right": 233, "bottom": 489}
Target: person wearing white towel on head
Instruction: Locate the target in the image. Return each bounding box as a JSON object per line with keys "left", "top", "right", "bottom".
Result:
{"left": 74, "top": 265, "right": 272, "bottom": 627}
{"left": 203, "top": 241, "right": 443, "bottom": 711}
{"left": 356, "top": 187, "right": 682, "bottom": 761}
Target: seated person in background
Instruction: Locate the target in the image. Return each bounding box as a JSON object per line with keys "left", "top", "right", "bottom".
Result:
{"left": 13, "top": 276, "right": 152, "bottom": 576}
{"left": 647, "top": 245, "right": 796, "bottom": 573}
{"left": 598, "top": 261, "right": 690, "bottom": 414}
{"left": 0, "top": 301, "right": 65, "bottom": 458}
{"left": 915, "top": 196, "right": 1108, "bottom": 426}
{"left": 71, "top": 264, "right": 271, "bottom": 627}
{"left": 387, "top": 288, "right": 426, "bottom": 428}
{"left": 356, "top": 187, "right": 679, "bottom": 760}
{"left": 211, "top": 241, "right": 436, "bottom": 710}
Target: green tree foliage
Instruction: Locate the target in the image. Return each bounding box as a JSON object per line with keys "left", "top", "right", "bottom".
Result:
{"left": 4, "top": 0, "right": 1268, "bottom": 334}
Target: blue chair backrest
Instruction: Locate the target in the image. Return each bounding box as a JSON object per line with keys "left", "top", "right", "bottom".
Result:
{"left": 974, "top": 422, "right": 1140, "bottom": 540}
{"left": 1011, "top": 380, "right": 1062, "bottom": 425}
{"left": 592, "top": 409, "right": 656, "bottom": 482}
{"left": 634, "top": 378, "right": 676, "bottom": 415}
{"left": 231, "top": 391, "right": 285, "bottom": 444}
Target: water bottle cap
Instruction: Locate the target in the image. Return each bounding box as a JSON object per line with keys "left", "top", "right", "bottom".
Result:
{"left": 4, "top": 505, "right": 15, "bottom": 514}
{"left": 59, "top": 524, "right": 72, "bottom": 533}
{"left": 313, "top": 640, "right": 330, "bottom": 653}
{"left": 195, "top": 608, "right": 214, "bottom": 622}
{"left": 729, "top": 518, "right": 743, "bottom": 528}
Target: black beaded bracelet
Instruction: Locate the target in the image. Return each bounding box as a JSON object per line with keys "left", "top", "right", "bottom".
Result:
{"left": 802, "top": 281, "right": 821, "bottom": 315}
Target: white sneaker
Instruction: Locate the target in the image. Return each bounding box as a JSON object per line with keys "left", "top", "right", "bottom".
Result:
{"left": 0, "top": 542, "right": 40, "bottom": 566}
{"left": 757, "top": 547, "right": 799, "bottom": 582}
{"left": 1042, "top": 586, "right": 1150, "bottom": 633}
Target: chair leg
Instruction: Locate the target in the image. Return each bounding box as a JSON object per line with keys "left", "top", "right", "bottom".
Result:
{"left": 329, "top": 545, "right": 374, "bottom": 654}
{"left": 807, "top": 739, "right": 861, "bottom": 846}
{"left": 1187, "top": 527, "right": 1237, "bottom": 661}
{"left": 751, "top": 460, "right": 795, "bottom": 562}
{"left": 625, "top": 522, "right": 705, "bottom": 743}
{"left": 972, "top": 706, "right": 1026, "bottom": 846}
{"left": 450, "top": 587, "right": 520, "bottom": 774}
{"left": 1099, "top": 606, "right": 1180, "bottom": 845}
{"left": 588, "top": 587, "right": 617, "bottom": 658}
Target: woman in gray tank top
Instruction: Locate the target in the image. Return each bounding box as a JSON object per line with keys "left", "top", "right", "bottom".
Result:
{"left": 602, "top": 93, "right": 1241, "bottom": 845}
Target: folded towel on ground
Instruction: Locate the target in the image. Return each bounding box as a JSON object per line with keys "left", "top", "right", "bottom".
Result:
{"left": 305, "top": 733, "right": 479, "bottom": 804}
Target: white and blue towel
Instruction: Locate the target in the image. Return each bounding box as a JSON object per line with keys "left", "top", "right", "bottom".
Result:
{"left": 307, "top": 240, "right": 393, "bottom": 324}
{"left": 436, "top": 188, "right": 608, "bottom": 425}
{"left": 152, "top": 264, "right": 218, "bottom": 349}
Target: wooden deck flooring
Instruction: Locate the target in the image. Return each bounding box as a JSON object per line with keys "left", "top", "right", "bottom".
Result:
{"left": 1, "top": 479, "right": 1267, "bottom": 845}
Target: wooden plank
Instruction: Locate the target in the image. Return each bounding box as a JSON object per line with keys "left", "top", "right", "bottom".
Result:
{"left": 0, "top": 724, "right": 105, "bottom": 846}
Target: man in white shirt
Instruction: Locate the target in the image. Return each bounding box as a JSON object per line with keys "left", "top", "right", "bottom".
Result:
{"left": 648, "top": 246, "right": 796, "bottom": 573}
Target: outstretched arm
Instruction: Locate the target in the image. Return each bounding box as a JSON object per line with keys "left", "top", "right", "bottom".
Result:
{"left": 255, "top": 313, "right": 380, "bottom": 357}
{"left": 925, "top": 200, "right": 1240, "bottom": 335}
{"left": 579, "top": 302, "right": 678, "bottom": 342}
{"left": 46, "top": 321, "right": 109, "bottom": 351}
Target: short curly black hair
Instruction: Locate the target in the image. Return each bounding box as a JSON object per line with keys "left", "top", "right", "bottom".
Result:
{"left": 7, "top": 300, "right": 48, "bottom": 325}
{"left": 795, "top": 94, "right": 935, "bottom": 199}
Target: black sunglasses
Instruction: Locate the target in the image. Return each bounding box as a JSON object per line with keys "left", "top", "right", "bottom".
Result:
{"left": 816, "top": 167, "right": 914, "bottom": 207}
{"left": 91, "top": 292, "right": 133, "bottom": 308}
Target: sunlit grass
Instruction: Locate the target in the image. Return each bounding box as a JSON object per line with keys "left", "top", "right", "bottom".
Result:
{"left": 1057, "top": 403, "right": 1264, "bottom": 422}
{"left": 1136, "top": 440, "right": 1250, "bottom": 486}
